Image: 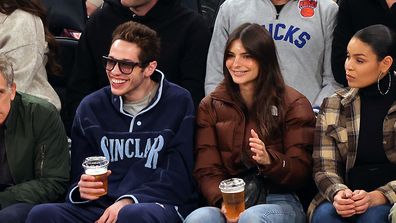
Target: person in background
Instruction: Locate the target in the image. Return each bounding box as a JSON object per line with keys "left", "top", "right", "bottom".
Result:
{"left": 0, "top": 0, "right": 62, "bottom": 110}
{"left": 184, "top": 23, "right": 315, "bottom": 223}
{"left": 331, "top": 0, "right": 396, "bottom": 87}
{"left": 309, "top": 24, "right": 396, "bottom": 223}
{"left": 86, "top": 0, "right": 104, "bottom": 17}
{"left": 205, "top": 0, "right": 341, "bottom": 109}
{"left": 0, "top": 54, "right": 70, "bottom": 223}
{"left": 27, "top": 21, "right": 198, "bottom": 223}
{"left": 63, "top": 0, "right": 210, "bottom": 135}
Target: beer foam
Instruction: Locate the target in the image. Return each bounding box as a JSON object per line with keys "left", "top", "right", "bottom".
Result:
{"left": 221, "top": 187, "right": 244, "bottom": 193}
{"left": 219, "top": 178, "right": 245, "bottom": 193}
{"left": 85, "top": 168, "right": 107, "bottom": 175}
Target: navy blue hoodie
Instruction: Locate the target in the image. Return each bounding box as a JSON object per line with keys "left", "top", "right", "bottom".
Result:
{"left": 67, "top": 71, "right": 198, "bottom": 218}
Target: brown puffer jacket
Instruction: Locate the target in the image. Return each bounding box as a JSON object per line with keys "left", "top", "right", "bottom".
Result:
{"left": 194, "top": 82, "right": 316, "bottom": 206}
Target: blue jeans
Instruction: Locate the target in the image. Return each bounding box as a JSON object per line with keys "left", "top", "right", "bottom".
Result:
{"left": 312, "top": 201, "right": 391, "bottom": 223}
{"left": 0, "top": 203, "right": 35, "bottom": 223}
{"left": 184, "top": 193, "right": 306, "bottom": 223}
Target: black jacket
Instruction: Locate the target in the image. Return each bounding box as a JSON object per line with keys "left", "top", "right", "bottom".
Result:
{"left": 331, "top": 0, "right": 396, "bottom": 86}
{"left": 64, "top": 0, "right": 210, "bottom": 134}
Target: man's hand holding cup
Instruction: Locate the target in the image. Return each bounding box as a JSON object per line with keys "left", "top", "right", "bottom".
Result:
{"left": 80, "top": 156, "right": 110, "bottom": 200}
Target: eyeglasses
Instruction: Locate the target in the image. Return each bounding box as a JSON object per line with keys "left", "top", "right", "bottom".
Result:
{"left": 102, "top": 56, "right": 141, "bottom": 75}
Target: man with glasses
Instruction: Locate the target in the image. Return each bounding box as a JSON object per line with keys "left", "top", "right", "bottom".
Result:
{"left": 0, "top": 54, "right": 70, "bottom": 223}
{"left": 64, "top": 0, "right": 211, "bottom": 136}
{"left": 27, "top": 21, "right": 198, "bottom": 223}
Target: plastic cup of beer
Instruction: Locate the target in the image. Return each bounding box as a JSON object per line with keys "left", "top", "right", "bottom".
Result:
{"left": 219, "top": 178, "right": 245, "bottom": 220}
{"left": 82, "top": 156, "right": 109, "bottom": 196}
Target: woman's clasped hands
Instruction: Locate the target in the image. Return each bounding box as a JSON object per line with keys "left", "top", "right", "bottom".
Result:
{"left": 333, "top": 189, "right": 388, "bottom": 217}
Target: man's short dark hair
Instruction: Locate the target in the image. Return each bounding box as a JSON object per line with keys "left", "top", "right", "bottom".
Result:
{"left": 112, "top": 21, "right": 160, "bottom": 67}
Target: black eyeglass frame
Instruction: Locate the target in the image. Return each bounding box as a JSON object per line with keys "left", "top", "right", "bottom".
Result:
{"left": 102, "top": 56, "right": 146, "bottom": 75}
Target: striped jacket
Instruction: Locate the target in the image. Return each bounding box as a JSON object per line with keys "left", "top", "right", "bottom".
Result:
{"left": 308, "top": 87, "right": 396, "bottom": 221}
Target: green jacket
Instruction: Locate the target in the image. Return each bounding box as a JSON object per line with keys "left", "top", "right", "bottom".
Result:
{"left": 0, "top": 92, "right": 70, "bottom": 209}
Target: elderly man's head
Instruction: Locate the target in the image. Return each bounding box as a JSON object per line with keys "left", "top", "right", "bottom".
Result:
{"left": 0, "top": 54, "right": 16, "bottom": 125}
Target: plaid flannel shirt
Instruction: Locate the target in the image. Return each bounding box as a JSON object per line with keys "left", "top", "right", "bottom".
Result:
{"left": 307, "top": 87, "right": 396, "bottom": 221}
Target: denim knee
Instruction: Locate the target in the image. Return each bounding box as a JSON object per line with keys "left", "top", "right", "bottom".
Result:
{"left": 357, "top": 205, "right": 391, "bottom": 223}
{"left": 239, "top": 203, "right": 304, "bottom": 223}
{"left": 183, "top": 207, "right": 225, "bottom": 223}
{"left": 311, "top": 202, "right": 345, "bottom": 223}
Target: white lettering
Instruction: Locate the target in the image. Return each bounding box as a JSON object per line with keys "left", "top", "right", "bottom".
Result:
{"left": 145, "top": 136, "right": 164, "bottom": 169}
{"left": 99, "top": 135, "right": 165, "bottom": 169}
{"left": 115, "top": 139, "right": 124, "bottom": 161}
{"left": 100, "top": 136, "right": 110, "bottom": 160}
{"left": 125, "top": 138, "right": 134, "bottom": 158}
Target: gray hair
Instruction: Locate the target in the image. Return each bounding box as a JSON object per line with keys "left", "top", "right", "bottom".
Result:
{"left": 0, "top": 54, "right": 14, "bottom": 88}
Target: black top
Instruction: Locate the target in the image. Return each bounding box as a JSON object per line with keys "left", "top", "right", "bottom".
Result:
{"left": 356, "top": 74, "right": 396, "bottom": 165}
{"left": 274, "top": 4, "right": 285, "bottom": 14}
{"left": 274, "top": 4, "right": 285, "bottom": 19}
{"left": 0, "top": 123, "right": 14, "bottom": 190}
{"left": 331, "top": 0, "right": 396, "bottom": 86}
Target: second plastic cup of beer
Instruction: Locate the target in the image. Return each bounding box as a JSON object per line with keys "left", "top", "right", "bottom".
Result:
{"left": 219, "top": 178, "right": 245, "bottom": 220}
{"left": 82, "top": 156, "right": 109, "bottom": 196}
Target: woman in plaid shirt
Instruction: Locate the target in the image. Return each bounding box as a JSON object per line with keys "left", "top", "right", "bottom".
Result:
{"left": 308, "top": 24, "right": 396, "bottom": 223}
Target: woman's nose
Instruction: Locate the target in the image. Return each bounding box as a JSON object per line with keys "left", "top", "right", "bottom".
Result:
{"left": 232, "top": 56, "right": 241, "bottom": 67}
{"left": 344, "top": 58, "right": 352, "bottom": 71}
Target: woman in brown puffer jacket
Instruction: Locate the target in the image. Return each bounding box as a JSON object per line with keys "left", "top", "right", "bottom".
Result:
{"left": 184, "top": 22, "right": 316, "bottom": 223}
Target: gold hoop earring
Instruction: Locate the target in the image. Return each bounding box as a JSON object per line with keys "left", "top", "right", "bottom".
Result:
{"left": 377, "top": 71, "right": 392, "bottom": 95}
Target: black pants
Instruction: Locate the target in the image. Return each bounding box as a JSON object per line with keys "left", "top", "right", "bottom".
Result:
{"left": 0, "top": 203, "right": 35, "bottom": 223}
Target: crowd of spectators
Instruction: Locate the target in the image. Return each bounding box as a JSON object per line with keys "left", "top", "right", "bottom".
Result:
{"left": 1, "top": 0, "right": 396, "bottom": 223}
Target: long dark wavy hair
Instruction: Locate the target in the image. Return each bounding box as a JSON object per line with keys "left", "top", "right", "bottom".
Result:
{"left": 0, "top": 0, "right": 60, "bottom": 74}
{"left": 223, "top": 23, "right": 286, "bottom": 141}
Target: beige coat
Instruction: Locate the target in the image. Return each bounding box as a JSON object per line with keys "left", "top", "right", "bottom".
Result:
{"left": 0, "top": 9, "right": 61, "bottom": 110}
